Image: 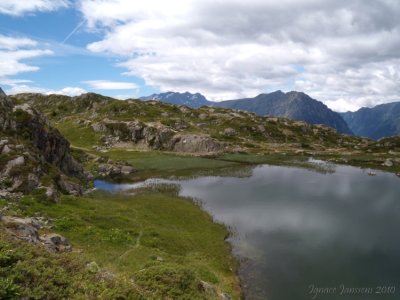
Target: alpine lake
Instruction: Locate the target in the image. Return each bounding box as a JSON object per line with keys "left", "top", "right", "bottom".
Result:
{"left": 95, "top": 160, "right": 400, "bottom": 300}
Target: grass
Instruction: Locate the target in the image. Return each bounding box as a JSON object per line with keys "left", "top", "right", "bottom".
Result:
{"left": 0, "top": 229, "right": 140, "bottom": 299}
{"left": 17, "top": 187, "right": 240, "bottom": 299}
{"left": 99, "top": 149, "right": 243, "bottom": 180}
{"left": 55, "top": 120, "right": 101, "bottom": 149}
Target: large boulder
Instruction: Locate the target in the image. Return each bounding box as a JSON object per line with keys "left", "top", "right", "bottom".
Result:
{"left": 171, "top": 135, "right": 224, "bottom": 153}
{"left": 0, "top": 216, "right": 41, "bottom": 243}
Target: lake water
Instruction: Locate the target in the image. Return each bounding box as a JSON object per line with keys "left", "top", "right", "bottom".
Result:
{"left": 95, "top": 163, "right": 400, "bottom": 300}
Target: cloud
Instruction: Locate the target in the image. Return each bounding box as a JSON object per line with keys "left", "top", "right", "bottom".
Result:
{"left": 0, "top": 35, "right": 53, "bottom": 78}
{"left": 5, "top": 84, "right": 86, "bottom": 96}
{"left": 0, "top": 36, "right": 37, "bottom": 50}
{"left": 80, "top": 0, "right": 400, "bottom": 110}
{"left": 0, "top": 0, "right": 69, "bottom": 16}
{"left": 83, "top": 80, "right": 138, "bottom": 90}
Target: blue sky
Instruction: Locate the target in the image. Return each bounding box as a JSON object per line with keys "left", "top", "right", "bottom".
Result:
{"left": 1, "top": 1, "right": 400, "bottom": 111}
{"left": 0, "top": 1, "right": 156, "bottom": 99}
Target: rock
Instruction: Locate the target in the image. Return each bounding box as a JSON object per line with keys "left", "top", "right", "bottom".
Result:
{"left": 57, "top": 176, "right": 83, "bottom": 196}
{"left": 199, "top": 113, "right": 208, "bottom": 120}
{"left": 98, "top": 163, "right": 119, "bottom": 177}
{"left": 91, "top": 122, "right": 107, "bottom": 133}
{"left": 9, "top": 155, "right": 24, "bottom": 165}
{"left": 86, "top": 261, "right": 100, "bottom": 274}
{"left": 0, "top": 216, "right": 41, "bottom": 243}
{"left": 40, "top": 233, "right": 72, "bottom": 253}
{"left": 171, "top": 135, "right": 224, "bottom": 154}
{"left": 218, "top": 292, "right": 232, "bottom": 300}
{"left": 0, "top": 139, "right": 8, "bottom": 148}
{"left": 1, "top": 144, "right": 11, "bottom": 154}
{"left": 98, "top": 163, "right": 135, "bottom": 178}
{"left": 45, "top": 185, "right": 60, "bottom": 202}
{"left": 198, "top": 280, "right": 217, "bottom": 295}
{"left": 383, "top": 159, "right": 394, "bottom": 167}
{"left": 26, "top": 173, "right": 40, "bottom": 190}
{"left": 223, "top": 128, "right": 237, "bottom": 137}
{"left": 179, "top": 106, "right": 191, "bottom": 113}
{"left": 121, "top": 165, "right": 135, "bottom": 175}
{"left": 257, "top": 125, "right": 266, "bottom": 133}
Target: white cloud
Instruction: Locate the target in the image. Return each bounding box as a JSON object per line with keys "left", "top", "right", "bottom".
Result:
{"left": 80, "top": 0, "right": 400, "bottom": 111}
{"left": 0, "top": 0, "right": 69, "bottom": 16}
{"left": 83, "top": 80, "right": 138, "bottom": 90}
{"left": 6, "top": 84, "right": 86, "bottom": 96}
{"left": 0, "top": 35, "right": 53, "bottom": 79}
{"left": 0, "top": 35, "right": 37, "bottom": 50}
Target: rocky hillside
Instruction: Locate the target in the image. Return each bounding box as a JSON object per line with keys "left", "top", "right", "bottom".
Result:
{"left": 11, "top": 92, "right": 366, "bottom": 156}
{"left": 0, "top": 88, "right": 88, "bottom": 201}
{"left": 341, "top": 102, "right": 400, "bottom": 140}
{"left": 214, "top": 91, "right": 353, "bottom": 134}
{"left": 141, "top": 91, "right": 211, "bottom": 108}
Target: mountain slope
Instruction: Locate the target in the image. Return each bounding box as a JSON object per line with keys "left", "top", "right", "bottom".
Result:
{"left": 12, "top": 92, "right": 364, "bottom": 156}
{"left": 341, "top": 102, "right": 400, "bottom": 140}
{"left": 140, "top": 91, "right": 212, "bottom": 108}
{"left": 214, "top": 91, "right": 353, "bottom": 134}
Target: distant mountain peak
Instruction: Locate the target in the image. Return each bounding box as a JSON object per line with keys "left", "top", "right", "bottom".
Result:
{"left": 140, "top": 91, "right": 211, "bottom": 108}
{"left": 214, "top": 91, "right": 352, "bottom": 134}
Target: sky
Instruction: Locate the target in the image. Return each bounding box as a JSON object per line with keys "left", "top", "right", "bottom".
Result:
{"left": 0, "top": 0, "right": 400, "bottom": 112}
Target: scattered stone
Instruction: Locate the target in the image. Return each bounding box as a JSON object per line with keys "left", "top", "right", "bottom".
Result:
{"left": 257, "top": 125, "right": 266, "bottom": 133}
{"left": 45, "top": 185, "right": 60, "bottom": 202}
{"left": 57, "top": 176, "right": 83, "bottom": 196}
{"left": 383, "top": 159, "right": 394, "bottom": 167}
{"left": 0, "top": 139, "right": 8, "bottom": 147}
{"left": 121, "top": 165, "right": 136, "bottom": 175}
{"left": 98, "top": 162, "right": 136, "bottom": 178}
{"left": 198, "top": 280, "right": 217, "bottom": 295}
{"left": 26, "top": 173, "right": 40, "bottom": 191}
{"left": 179, "top": 106, "right": 191, "bottom": 113}
{"left": 223, "top": 128, "right": 237, "bottom": 137}
{"left": 6, "top": 156, "right": 25, "bottom": 171}
{"left": 218, "top": 291, "right": 232, "bottom": 300}
{"left": 199, "top": 113, "right": 208, "bottom": 120}
{"left": 40, "top": 233, "right": 72, "bottom": 253}
{"left": 86, "top": 261, "right": 100, "bottom": 274}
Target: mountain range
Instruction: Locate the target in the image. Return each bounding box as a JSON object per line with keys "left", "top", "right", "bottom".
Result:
{"left": 341, "top": 102, "right": 400, "bottom": 140}
{"left": 142, "top": 91, "right": 353, "bottom": 135}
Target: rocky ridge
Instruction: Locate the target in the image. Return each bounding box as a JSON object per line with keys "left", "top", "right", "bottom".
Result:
{"left": 0, "top": 88, "right": 88, "bottom": 201}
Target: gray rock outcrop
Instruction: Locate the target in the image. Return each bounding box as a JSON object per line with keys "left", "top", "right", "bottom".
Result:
{"left": 92, "top": 120, "right": 224, "bottom": 154}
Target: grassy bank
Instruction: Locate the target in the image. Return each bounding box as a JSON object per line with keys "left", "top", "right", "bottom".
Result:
{"left": 6, "top": 185, "right": 240, "bottom": 299}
